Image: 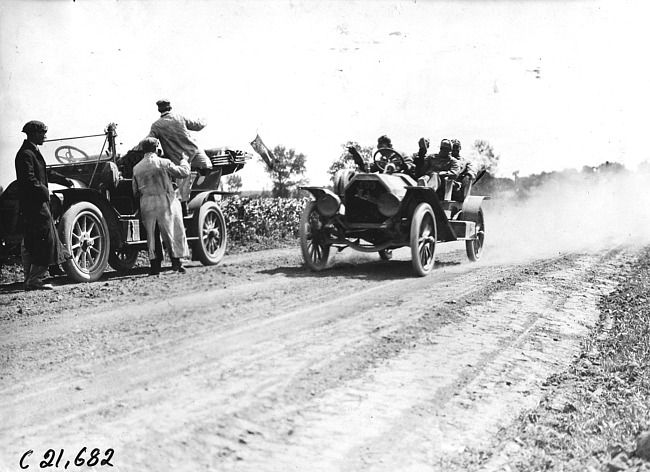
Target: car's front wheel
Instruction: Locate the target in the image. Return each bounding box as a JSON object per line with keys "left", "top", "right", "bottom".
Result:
{"left": 59, "top": 202, "right": 110, "bottom": 282}
{"left": 410, "top": 203, "right": 437, "bottom": 276}
{"left": 300, "top": 200, "right": 330, "bottom": 271}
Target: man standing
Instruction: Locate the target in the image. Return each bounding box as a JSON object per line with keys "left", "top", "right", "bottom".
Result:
{"left": 15, "top": 120, "right": 73, "bottom": 290}
{"left": 132, "top": 137, "right": 191, "bottom": 275}
{"left": 147, "top": 99, "right": 212, "bottom": 205}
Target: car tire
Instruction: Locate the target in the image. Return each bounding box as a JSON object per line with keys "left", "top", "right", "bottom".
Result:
{"left": 59, "top": 201, "right": 110, "bottom": 282}
{"left": 465, "top": 208, "right": 485, "bottom": 262}
{"left": 300, "top": 200, "right": 330, "bottom": 271}
{"left": 108, "top": 247, "right": 140, "bottom": 271}
{"left": 410, "top": 202, "right": 437, "bottom": 276}
{"left": 193, "top": 201, "right": 227, "bottom": 266}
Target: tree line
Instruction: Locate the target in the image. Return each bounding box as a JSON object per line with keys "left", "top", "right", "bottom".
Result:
{"left": 227, "top": 140, "right": 637, "bottom": 199}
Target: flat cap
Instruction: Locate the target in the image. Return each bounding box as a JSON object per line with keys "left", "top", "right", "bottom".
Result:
{"left": 22, "top": 120, "right": 48, "bottom": 134}
{"left": 156, "top": 99, "right": 171, "bottom": 112}
{"left": 139, "top": 137, "right": 160, "bottom": 153}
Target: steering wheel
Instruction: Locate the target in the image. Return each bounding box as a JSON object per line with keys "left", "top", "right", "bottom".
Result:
{"left": 55, "top": 145, "right": 90, "bottom": 163}
{"left": 373, "top": 148, "right": 406, "bottom": 173}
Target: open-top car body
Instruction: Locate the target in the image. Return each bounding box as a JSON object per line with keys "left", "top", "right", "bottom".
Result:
{"left": 0, "top": 123, "right": 252, "bottom": 282}
{"left": 299, "top": 147, "right": 488, "bottom": 276}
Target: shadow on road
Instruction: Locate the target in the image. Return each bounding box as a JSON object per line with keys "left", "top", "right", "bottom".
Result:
{"left": 259, "top": 259, "right": 460, "bottom": 281}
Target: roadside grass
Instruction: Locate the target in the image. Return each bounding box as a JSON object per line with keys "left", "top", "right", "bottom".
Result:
{"left": 458, "top": 247, "right": 650, "bottom": 471}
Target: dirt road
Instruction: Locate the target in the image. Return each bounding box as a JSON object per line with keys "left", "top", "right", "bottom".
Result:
{"left": 0, "top": 243, "right": 636, "bottom": 472}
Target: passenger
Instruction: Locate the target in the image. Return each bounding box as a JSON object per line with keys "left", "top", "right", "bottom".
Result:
{"left": 15, "top": 120, "right": 73, "bottom": 290}
{"left": 451, "top": 139, "right": 477, "bottom": 182}
{"left": 450, "top": 139, "right": 477, "bottom": 200}
{"left": 146, "top": 99, "right": 212, "bottom": 206}
{"left": 413, "top": 137, "right": 430, "bottom": 178}
{"left": 417, "top": 139, "right": 461, "bottom": 191}
{"left": 132, "top": 137, "right": 190, "bottom": 276}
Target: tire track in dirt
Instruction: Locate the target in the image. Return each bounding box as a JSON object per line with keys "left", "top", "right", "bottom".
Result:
{"left": 0, "top": 248, "right": 634, "bottom": 472}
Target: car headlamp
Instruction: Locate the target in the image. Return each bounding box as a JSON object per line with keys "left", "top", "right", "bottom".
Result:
{"left": 377, "top": 192, "right": 401, "bottom": 217}
{"left": 316, "top": 192, "right": 341, "bottom": 217}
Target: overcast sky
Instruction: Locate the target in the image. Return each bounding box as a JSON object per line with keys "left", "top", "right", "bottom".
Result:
{"left": 1, "top": 0, "right": 649, "bottom": 191}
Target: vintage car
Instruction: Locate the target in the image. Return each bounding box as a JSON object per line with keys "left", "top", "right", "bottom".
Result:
{"left": 299, "top": 147, "right": 488, "bottom": 276}
{"left": 0, "top": 123, "right": 251, "bottom": 282}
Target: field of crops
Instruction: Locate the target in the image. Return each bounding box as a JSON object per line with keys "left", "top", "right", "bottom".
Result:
{"left": 221, "top": 196, "right": 310, "bottom": 250}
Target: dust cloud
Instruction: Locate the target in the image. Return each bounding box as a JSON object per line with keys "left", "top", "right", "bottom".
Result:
{"left": 482, "top": 171, "right": 650, "bottom": 264}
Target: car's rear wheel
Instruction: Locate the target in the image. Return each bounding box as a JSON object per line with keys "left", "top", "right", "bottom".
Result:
{"left": 465, "top": 208, "right": 485, "bottom": 261}
{"left": 108, "top": 247, "right": 140, "bottom": 271}
{"left": 193, "top": 201, "right": 227, "bottom": 265}
{"left": 300, "top": 200, "right": 330, "bottom": 271}
{"left": 379, "top": 249, "right": 393, "bottom": 260}
{"left": 59, "top": 202, "right": 110, "bottom": 282}
{"left": 410, "top": 203, "right": 437, "bottom": 276}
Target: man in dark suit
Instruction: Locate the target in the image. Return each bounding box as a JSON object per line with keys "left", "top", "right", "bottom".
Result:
{"left": 15, "top": 120, "right": 72, "bottom": 290}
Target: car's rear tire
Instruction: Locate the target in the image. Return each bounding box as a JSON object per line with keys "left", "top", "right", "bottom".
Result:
{"left": 108, "top": 247, "right": 140, "bottom": 271}
{"left": 59, "top": 202, "right": 110, "bottom": 282}
{"left": 410, "top": 203, "right": 436, "bottom": 276}
{"left": 193, "top": 201, "right": 227, "bottom": 266}
{"left": 300, "top": 200, "right": 330, "bottom": 271}
{"left": 379, "top": 249, "right": 393, "bottom": 260}
{"left": 465, "top": 208, "right": 485, "bottom": 262}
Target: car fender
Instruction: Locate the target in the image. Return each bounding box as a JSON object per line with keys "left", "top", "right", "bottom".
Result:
{"left": 461, "top": 195, "right": 488, "bottom": 223}
{"left": 403, "top": 186, "right": 456, "bottom": 241}
{"left": 300, "top": 186, "right": 337, "bottom": 201}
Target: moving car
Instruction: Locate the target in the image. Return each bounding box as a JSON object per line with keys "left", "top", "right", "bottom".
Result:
{"left": 0, "top": 123, "right": 251, "bottom": 282}
{"left": 299, "top": 147, "right": 488, "bottom": 276}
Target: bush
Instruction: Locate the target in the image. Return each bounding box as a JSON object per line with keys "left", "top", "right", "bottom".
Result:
{"left": 221, "top": 196, "right": 309, "bottom": 249}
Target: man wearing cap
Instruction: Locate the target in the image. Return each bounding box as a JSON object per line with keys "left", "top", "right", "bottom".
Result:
{"left": 347, "top": 135, "right": 415, "bottom": 174}
{"left": 417, "top": 138, "right": 462, "bottom": 191}
{"left": 450, "top": 139, "right": 478, "bottom": 197}
{"left": 132, "top": 137, "right": 191, "bottom": 275}
{"left": 15, "top": 120, "right": 73, "bottom": 290}
{"left": 146, "top": 99, "right": 212, "bottom": 205}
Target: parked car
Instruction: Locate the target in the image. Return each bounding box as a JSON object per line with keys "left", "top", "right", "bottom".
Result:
{"left": 0, "top": 123, "right": 251, "bottom": 282}
{"left": 299, "top": 147, "right": 488, "bottom": 276}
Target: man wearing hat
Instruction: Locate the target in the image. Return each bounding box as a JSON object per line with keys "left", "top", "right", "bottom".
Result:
{"left": 347, "top": 135, "right": 415, "bottom": 174}
{"left": 15, "top": 120, "right": 73, "bottom": 290}
{"left": 417, "top": 138, "right": 462, "bottom": 191}
{"left": 450, "top": 138, "right": 478, "bottom": 196}
{"left": 132, "top": 137, "right": 191, "bottom": 275}
{"left": 146, "top": 99, "right": 212, "bottom": 206}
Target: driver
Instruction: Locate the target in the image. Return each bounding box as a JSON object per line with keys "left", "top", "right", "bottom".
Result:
{"left": 348, "top": 135, "right": 415, "bottom": 174}
{"left": 417, "top": 139, "right": 461, "bottom": 190}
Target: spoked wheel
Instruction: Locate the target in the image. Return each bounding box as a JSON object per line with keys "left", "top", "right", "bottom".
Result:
{"left": 379, "top": 249, "right": 393, "bottom": 260}
{"left": 108, "top": 247, "right": 140, "bottom": 271}
{"left": 465, "top": 208, "right": 485, "bottom": 261}
{"left": 59, "top": 202, "right": 110, "bottom": 282}
{"left": 410, "top": 203, "right": 437, "bottom": 276}
{"left": 300, "top": 200, "right": 330, "bottom": 271}
{"left": 194, "top": 201, "right": 227, "bottom": 265}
